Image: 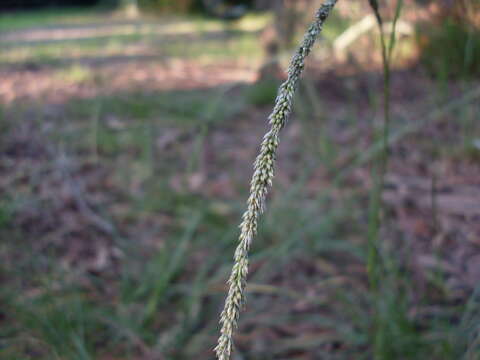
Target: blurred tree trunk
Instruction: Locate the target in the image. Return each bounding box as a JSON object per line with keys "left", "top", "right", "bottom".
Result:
{"left": 258, "top": 0, "right": 316, "bottom": 81}
{"left": 275, "top": 0, "right": 317, "bottom": 48}
{"left": 120, "top": 0, "right": 139, "bottom": 18}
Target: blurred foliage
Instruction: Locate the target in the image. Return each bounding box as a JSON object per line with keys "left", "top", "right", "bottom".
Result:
{"left": 137, "top": 0, "right": 254, "bottom": 15}
{"left": 0, "top": 0, "right": 100, "bottom": 10}
{"left": 416, "top": 0, "right": 480, "bottom": 78}
{"left": 138, "top": 0, "right": 197, "bottom": 13}
{"left": 0, "top": 0, "right": 254, "bottom": 15}
{"left": 418, "top": 21, "right": 480, "bottom": 78}
{"left": 421, "top": 0, "right": 480, "bottom": 27}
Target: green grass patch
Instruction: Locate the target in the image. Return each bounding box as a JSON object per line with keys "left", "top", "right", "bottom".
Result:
{"left": 0, "top": 7, "right": 103, "bottom": 33}
{"left": 244, "top": 77, "right": 279, "bottom": 106}
{"left": 67, "top": 88, "right": 246, "bottom": 125}
{"left": 0, "top": 31, "right": 261, "bottom": 66}
{"left": 418, "top": 20, "right": 480, "bottom": 79}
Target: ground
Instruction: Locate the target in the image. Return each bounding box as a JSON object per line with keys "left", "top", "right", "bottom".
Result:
{"left": 0, "top": 4, "right": 479, "bottom": 360}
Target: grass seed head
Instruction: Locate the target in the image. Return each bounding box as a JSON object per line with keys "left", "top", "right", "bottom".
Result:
{"left": 214, "top": 1, "right": 339, "bottom": 359}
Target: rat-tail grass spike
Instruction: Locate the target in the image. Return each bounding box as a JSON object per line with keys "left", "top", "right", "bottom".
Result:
{"left": 214, "top": 1, "right": 339, "bottom": 359}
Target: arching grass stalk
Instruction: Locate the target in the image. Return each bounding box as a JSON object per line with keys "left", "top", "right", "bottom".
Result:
{"left": 214, "top": 1, "right": 338, "bottom": 359}
{"left": 366, "top": 0, "right": 404, "bottom": 290}
{"left": 366, "top": 1, "right": 405, "bottom": 358}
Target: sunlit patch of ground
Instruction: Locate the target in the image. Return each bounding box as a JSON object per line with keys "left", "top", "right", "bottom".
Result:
{"left": 0, "top": 13, "right": 269, "bottom": 43}
{"left": 0, "top": 60, "right": 257, "bottom": 104}
{"left": 0, "top": 13, "right": 266, "bottom": 104}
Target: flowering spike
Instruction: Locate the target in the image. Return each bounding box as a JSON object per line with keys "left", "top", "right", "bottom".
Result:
{"left": 215, "top": 1, "right": 338, "bottom": 359}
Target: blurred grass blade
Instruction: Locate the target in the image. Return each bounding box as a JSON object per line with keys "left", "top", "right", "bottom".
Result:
{"left": 144, "top": 213, "right": 202, "bottom": 322}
